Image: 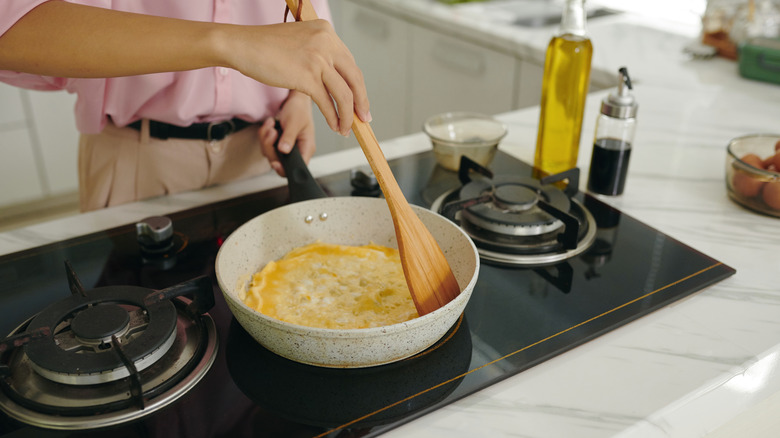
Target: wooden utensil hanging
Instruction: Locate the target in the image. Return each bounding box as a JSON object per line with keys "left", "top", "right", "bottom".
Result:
{"left": 282, "top": 0, "right": 461, "bottom": 315}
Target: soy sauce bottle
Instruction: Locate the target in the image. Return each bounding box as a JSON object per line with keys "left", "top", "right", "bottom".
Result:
{"left": 587, "top": 67, "right": 638, "bottom": 196}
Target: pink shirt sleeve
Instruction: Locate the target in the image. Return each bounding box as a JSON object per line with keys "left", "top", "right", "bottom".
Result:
{"left": 0, "top": 0, "right": 113, "bottom": 91}
{"left": 0, "top": 0, "right": 50, "bottom": 38}
{"left": 0, "top": 0, "right": 63, "bottom": 90}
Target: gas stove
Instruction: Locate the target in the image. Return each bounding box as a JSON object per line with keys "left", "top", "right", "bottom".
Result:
{"left": 0, "top": 150, "right": 735, "bottom": 437}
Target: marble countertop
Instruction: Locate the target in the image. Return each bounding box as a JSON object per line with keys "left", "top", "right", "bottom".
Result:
{"left": 2, "top": 1, "right": 780, "bottom": 436}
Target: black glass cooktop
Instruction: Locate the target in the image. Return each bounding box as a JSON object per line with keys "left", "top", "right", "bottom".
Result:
{"left": 0, "top": 151, "right": 735, "bottom": 437}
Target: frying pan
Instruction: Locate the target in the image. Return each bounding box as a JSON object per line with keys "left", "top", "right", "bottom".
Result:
{"left": 214, "top": 126, "right": 479, "bottom": 368}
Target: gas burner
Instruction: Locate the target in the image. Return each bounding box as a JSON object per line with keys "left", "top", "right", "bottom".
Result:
{"left": 0, "top": 262, "right": 218, "bottom": 430}
{"left": 23, "top": 286, "right": 179, "bottom": 386}
{"left": 432, "top": 158, "right": 596, "bottom": 266}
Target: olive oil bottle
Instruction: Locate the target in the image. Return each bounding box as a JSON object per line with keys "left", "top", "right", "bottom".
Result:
{"left": 533, "top": 0, "right": 593, "bottom": 177}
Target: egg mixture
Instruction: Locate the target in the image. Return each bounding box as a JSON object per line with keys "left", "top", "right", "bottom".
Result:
{"left": 243, "top": 242, "right": 418, "bottom": 329}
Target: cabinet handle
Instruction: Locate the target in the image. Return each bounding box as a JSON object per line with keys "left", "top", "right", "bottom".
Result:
{"left": 352, "top": 10, "right": 389, "bottom": 40}
{"left": 430, "top": 40, "right": 485, "bottom": 77}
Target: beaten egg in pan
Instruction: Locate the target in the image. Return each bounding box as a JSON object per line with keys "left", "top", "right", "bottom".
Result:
{"left": 241, "top": 242, "right": 419, "bottom": 329}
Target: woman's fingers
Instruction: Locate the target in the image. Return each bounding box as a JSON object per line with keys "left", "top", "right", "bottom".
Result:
{"left": 334, "top": 54, "right": 371, "bottom": 124}
{"left": 321, "top": 68, "right": 354, "bottom": 135}
{"left": 258, "top": 118, "right": 283, "bottom": 176}
{"left": 259, "top": 91, "right": 316, "bottom": 177}
{"left": 307, "top": 83, "right": 340, "bottom": 135}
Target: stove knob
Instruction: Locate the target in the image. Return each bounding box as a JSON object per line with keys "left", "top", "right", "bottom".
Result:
{"left": 136, "top": 216, "right": 174, "bottom": 254}
{"left": 350, "top": 168, "right": 381, "bottom": 197}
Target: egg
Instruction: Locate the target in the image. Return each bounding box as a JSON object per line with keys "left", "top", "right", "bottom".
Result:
{"left": 741, "top": 153, "right": 764, "bottom": 169}
{"left": 244, "top": 242, "right": 418, "bottom": 329}
{"left": 732, "top": 154, "right": 766, "bottom": 197}
{"left": 772, "top": 152, "right": 780, "bottom": 171}
{"left": 763, "top": 182, "right": 780, "bottom": 210}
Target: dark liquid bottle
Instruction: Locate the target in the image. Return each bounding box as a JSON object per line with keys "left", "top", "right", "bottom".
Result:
{"left": 587, "top": 138, "right": 632, "bottom": 195}
{"left": 586, "top": 67, "right": 637, "bottom": 196}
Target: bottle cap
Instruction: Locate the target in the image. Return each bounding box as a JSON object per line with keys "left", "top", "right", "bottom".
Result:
{"left": 601, "top": 67, "right": 638, "bottom": 119}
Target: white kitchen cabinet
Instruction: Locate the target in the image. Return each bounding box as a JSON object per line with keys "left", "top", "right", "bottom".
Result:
{"left": 340, "top": 0, "right": 546, "bottom": 144}
{"left": 26, "top": 90, "right": 79, "bottom": 196}
{"left": 0, "top": 83, "right": 26, "bottom": 126}
{"left": 409, "top": 25, "right": 517, "bottom": 132}
{"left": 339, "top": 0, "right": 409, "bottom": 143}
{"left": 0, "top": 84, "right": 45, "bottom": 208}
{"left": 0, "top": 127, "right": 45, "bottom": 206}
{"left": 0, "top": 83, "right": 78, "bottom": 214}
{"left": 514, "top": 59, "right": 545, "bottom": 109}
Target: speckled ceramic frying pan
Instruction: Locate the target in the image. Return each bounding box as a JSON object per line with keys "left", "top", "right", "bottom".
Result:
{"left": 214, "top": 133, "right": 479, "bottom": 368}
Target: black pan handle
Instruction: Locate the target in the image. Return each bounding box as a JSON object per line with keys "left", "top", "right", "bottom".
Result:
{"left": 274, "top": 120, "right": 327, "bottom": 203}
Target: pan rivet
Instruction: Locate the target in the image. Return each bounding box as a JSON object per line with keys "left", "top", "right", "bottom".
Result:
{"left": 304, "top": 215, "right": 314, "bottom": 224}
{"left": 319, "top": 213, "right": 328, "bottom": 221}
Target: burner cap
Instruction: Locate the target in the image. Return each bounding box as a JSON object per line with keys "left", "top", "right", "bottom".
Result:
{"left": 459, "top": 176, "right": 570, "bottom": 236}
{"left": 493, "top": 185, "right": 537, "bottom": 211}
{"left": 70, "top": 304, "right": 130, "bottom": 343}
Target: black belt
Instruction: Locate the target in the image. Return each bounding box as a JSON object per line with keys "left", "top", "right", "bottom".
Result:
{"left": 127, "top": 118, "right": 252, "bottom": 141}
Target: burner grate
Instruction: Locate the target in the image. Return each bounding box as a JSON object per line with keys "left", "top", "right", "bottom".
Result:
{"left": 434, "top": 158, "right": 596, "bottom": 266}
{"left": 24, "top": 286, "right": 178, "bottom": 384}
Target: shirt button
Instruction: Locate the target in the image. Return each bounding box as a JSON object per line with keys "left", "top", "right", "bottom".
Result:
{"left": 218, "top": 67, "right": 229, "bottom": 76}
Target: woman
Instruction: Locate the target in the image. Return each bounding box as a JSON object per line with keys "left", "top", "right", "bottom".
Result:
{"left": 0, "top": 0, "right": 370, "bottom": 211}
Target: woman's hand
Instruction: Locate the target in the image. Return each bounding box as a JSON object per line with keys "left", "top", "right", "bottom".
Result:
{"left": 259, "top": 91, "right": 316, "bottom": 177}
{"left": 223, "top": 20, "right": 371, "bottom": 137}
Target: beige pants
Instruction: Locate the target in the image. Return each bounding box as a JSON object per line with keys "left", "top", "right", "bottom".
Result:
{"left": 78, "top": 119, "right": 270, "bottom": 212}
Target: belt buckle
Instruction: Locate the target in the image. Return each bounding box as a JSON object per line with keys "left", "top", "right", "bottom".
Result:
{"left": 207, "top": 119, "right": 236, "bottom": 142}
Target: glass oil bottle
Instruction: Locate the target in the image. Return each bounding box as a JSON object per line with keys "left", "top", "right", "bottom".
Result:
{"left": 533, "top": 0, "right": 593, "bottom": 177}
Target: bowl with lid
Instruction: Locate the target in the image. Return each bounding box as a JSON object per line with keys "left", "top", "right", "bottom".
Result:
{"left": 725, "top": 133, "right": 780, "bottom": 217}
{"left": 423, "top": 112, "right": 508, "bottom": 171}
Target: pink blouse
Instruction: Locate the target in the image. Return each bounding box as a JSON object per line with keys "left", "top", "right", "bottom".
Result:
{"left": 0, "top": 0, "right": 331, "bottom": 134}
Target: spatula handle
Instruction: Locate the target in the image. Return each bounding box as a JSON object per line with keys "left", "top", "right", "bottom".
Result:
{"left": 350, "top": 119, "right": 409, "bottom": 215}
{"left": 284, "top": 0, "right": 319, "bottom": 21}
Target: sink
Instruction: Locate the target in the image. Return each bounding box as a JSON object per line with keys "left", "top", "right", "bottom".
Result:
{"left": 464, "top": 0, "right": 621, "bottom": 28}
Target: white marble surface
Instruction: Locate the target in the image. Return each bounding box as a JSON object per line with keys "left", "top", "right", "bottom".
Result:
{"left": 2, "top": 1, "right": 780, "bottom": 436}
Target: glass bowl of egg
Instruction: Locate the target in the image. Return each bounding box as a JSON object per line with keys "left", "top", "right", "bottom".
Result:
{"left": 423, "top": 112, "right": 508, "bottom": 171}
{"left": 726, "top": 134, "right": 780, "bottom": 217}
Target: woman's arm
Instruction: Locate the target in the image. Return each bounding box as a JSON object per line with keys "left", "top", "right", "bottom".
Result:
{"left": 0, "top": 1, "right": 369, "bottom": 135}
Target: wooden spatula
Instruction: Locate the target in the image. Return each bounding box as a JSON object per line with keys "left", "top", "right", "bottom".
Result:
{"left": 283, "top": 0, "right": 461, "bottom": 315}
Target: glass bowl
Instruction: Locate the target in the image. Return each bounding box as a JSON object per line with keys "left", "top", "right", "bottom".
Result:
{"left": 423, "top": 112, "right": 508, "bottom": 171}
{"left": 725, "top": 134, "right": 780, "bottom": 217}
